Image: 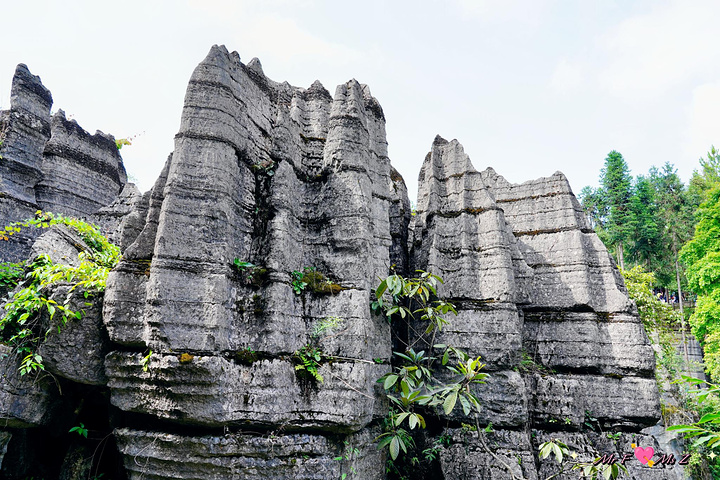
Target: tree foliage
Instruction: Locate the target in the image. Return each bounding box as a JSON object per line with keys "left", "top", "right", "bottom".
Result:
{"left": 680, "top": 186, "right": 720, "bottom": 380}
{"left": 621, "top": 265, "right": 679, "bottom": 332}
{"left": 600, "top": 151, "right": 633, "bottom": 269}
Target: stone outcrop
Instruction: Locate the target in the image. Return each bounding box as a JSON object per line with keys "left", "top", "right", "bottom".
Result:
{"left": 101, "top": 45, "right": 396, "bottom": 476}
{"left": 408, "top": 137, "right": 673, "bottom": 479}
{"left": 0, "top": 47, "right": 684, "bottom": 479}
{"left": 0, "top": 64, "right": 128, "bottom": 262}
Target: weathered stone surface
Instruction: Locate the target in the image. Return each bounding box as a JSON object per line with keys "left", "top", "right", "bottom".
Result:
{"left": 115, "top": 427, "right": 385, "bottom": 480}
{"left": 38, "top": 285, "right": 108, "bottom": 385}
{"left": 0, "top": 49, "right": 678, "bottom": 479}
{"left": 440, "top": 369, "right": 529, "bottom": 427}
{"left": 0, "top": 65, "right": 52, "bottom": 262}
{"left": 412, "top": 137, "right": 527, "bottom": 304}
{"left": 533, "top": 431, "right": 686, "bottom": 480}
{"left": 528, "top": 373, "right": 660, "bottom": 428}
{"left": 3, "top": 225, "right": 110, "bottom": 385}
{"left": 35, "top": 110, "right": 127, "bottom": 217}
{"left": 408, "top": 135, "right": 667, "bottom": 477}
{"left": 103, "top": 46, "right": 395, "bottom": 435}
{"left": 483, "top": 169, "right": 632, "bottom": 313}
{"left": 106, "top": 352, "right": 385, "bottom": 430}
{"left": 0, "top": 346, "right": 57, "bottom": 427}
{"left": 0, "top": 65, "right": 51, "bottom": 207}
{"left": 0, "top": 64, "right": 128, "bottom": 263}
{"left": 439, "top": 428, "right": 539, "bottom": 480}
{"left": 93, "top": 182, "right": 144, "bottom": 249}
{"left": 28, "top": 223, "right": 88, "bottom": 266}
{"left": 523, "top": 311, "right": 656, "bottom": 376}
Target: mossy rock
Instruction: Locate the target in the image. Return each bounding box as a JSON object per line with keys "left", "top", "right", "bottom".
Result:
{"left": 301, "top": 270, "right": 344, "bottom": 295}
{"left": 236, "top": 348, "right": 260, "bottom": 366}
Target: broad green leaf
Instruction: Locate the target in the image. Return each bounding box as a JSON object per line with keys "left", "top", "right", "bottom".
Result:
{"left": 443, "top": 392, "right": 458, "bottom": 415}
{"left": 394, "top": 412, "right": 410, "bottom": 426}
{"left": 383, "top": 374, "right": 398, "bottom": 390}
{"left": 389, "top": 436, "right": 400, "bottom": 460}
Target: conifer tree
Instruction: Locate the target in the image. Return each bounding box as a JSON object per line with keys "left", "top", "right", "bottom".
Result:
{"left": 600, "top": 151, "right": 633, "bottom": 269}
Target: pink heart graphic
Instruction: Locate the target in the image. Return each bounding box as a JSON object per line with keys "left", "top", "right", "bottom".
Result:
{"left": 634, "top": 446, "right": 654, "bottom": 464}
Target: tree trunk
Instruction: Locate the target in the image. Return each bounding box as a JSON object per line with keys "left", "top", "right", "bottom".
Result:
{"left": 616, "top": 242, "right": 625, "bottom": 270}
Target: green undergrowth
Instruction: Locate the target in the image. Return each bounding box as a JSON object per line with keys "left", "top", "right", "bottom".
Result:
{"left": 0, "top": 211, "right": 120, "bottom": 376}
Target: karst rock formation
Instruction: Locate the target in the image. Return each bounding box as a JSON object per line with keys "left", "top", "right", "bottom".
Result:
{"left": 0, "top": 46, "right": 686, "bottom": 479}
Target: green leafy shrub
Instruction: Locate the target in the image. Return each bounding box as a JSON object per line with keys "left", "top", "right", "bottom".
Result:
{"left": 621, "top": 265, "right": 680, "bottom": 332}
{"left": 668, "top": 377, "right": 720, "bottom": 451}
{"left": 0, "top": 212, "right": 120, "bottom": 376}
{"left": 372, "top": 271, "right": 488, "bottom": 463}
{"left": 0, "top": 261, "right": 24, "bottom": 292}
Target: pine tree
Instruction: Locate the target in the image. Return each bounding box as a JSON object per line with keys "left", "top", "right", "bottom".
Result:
{"left": 627, "top": 175, "right": 660, "bottom": 267}
{"left": 600, "top": 151, "right": 633, "bottom": 269}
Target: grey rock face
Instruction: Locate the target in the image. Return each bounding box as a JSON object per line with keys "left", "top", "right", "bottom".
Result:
{"left": 410, "top": 136, "right": 664, "bottom": 478}
{"left": 38, "top": 284, "right": 108, "bottom": 385}
{"left": 106, "top": 352, "right": 384, "bottom": 429}
{"left": 0, "top": 64, "right": 128, "bottom": 262}
{"left": 93, "top": 182, "right": 144, "bottom": 249}
{"left": 439, "top": 429, "right": 539, "bottom": 480}
{"left": 115, "top": 427, "right": 385, "bottom": 480}
{"left": 102, "top": 45, "right": 397, "bottom": 475}
{"left": 36, "top": 110, "right": 127, "bottom": 217}
{"left": 533, "top": 431, "right": 687, "bottom": 480}
{"left": 0, "top": 65, "right": 52, "bottom": 262}
{"left": 0, "top": 346, "right": 58, "bottom": 427}
{"left": 0, "top": 47, "right": 675, "bottom": 479}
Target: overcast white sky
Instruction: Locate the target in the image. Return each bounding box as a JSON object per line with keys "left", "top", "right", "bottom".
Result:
{"left": 1, "top": 0, "right": 718, "bottom": 201}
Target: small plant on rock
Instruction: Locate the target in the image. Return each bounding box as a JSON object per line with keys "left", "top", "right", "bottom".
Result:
{"left": 290, "top": 267, "right": 343, "bottom": 295}
{"left": 293, "top": 345, "right": 325, "bottom": 383}
{"left": 0, "top": 261, "right": 24, "bottom": 293}
{"left": 539, "top": 439, "right": 627, "bottom": 479}
{"left": 292, "top": 316, "right": 345, "bottom": 384}
{"left": 141, "top": 349, "right": 153, "bottom": 372}
{"left": 69, "top": 423, "right": 89, "bottom": 438}
{"left": 233, "top": 259, "right": 268, "bottom": 287}
{"left": 290, "top": 270, "right": 307, "bottom": 295}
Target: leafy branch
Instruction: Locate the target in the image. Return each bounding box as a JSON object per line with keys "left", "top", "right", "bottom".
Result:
{"left": 372, "top": 271, "right": 488, "bottom": 464}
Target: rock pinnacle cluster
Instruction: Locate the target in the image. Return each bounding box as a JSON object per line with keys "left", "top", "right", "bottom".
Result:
{"left": 0, "top": 46, "right": 682, "bottom": 479}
